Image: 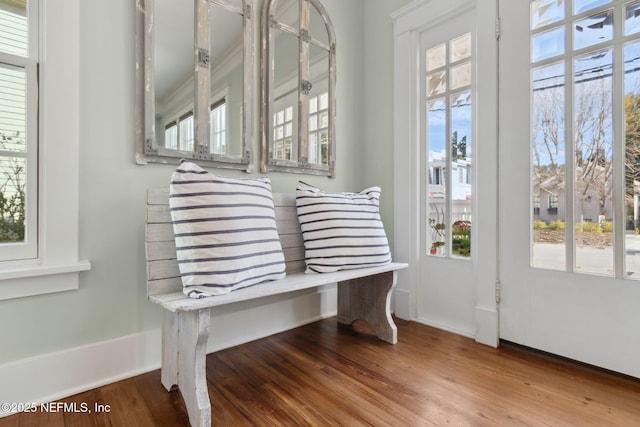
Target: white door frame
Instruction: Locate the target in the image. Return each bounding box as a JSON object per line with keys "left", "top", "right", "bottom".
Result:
{"left": 392, "top": 0, "right": 499, "bottom": 346}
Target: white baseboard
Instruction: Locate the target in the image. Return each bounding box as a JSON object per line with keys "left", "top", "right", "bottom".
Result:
{"left": 474, "top": 306, "right": 499, "bottom": 347}
{"left": 0, "top": 328, "right": 162, "bottom": 418}
{"left": 414, "top": 316, "right": 476, "bottom": 339}
{"left": 0, "top": 286, "right": 337, "bottom": 419}
{"left": 393, "top": 288, "right": 412, "bottom": 320}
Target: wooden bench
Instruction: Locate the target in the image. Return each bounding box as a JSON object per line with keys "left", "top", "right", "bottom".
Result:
{"left": 145, "top": 187, "right": 408, "bottom": 427}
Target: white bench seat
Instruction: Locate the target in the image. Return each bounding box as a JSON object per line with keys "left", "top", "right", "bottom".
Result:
{"left": 145, "top": 187, "right": 408, "bottom": 427}
{"left": 149, "top": 262, "right": 407, "bottom": 312}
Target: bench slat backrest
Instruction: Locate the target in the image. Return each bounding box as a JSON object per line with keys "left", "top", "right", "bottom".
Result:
{"left": 145, "top": 188, "right": 306, "bottom": 297}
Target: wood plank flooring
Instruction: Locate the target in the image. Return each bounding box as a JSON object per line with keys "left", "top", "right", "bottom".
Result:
{"left": 1, "top": 318, "right": 639, "bottom": 426}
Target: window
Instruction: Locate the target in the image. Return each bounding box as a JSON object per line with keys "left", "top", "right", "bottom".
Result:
{"left": 548, "top": 194, "right": 559, "bottom": 214}
{"left": 164, "top": 98, "right": 227, "bottom": 155}
{"left": 163, "top": 112, "right": 194, "bottom": 152}
{"left": 530, "top": 0, "right": 640, "bottom": 276}
{"left": 210, "top": 100, "right": 226, "bottom": 155}
{"left": 164, "top": 123, "right": 178, "bottom": 150}
{"left": 425, "top": 32, "right": 473, "bottom": 258}
{"left": 273, "top": 106, "right": 294, "bottom": 161}
{"left": 0, "top": 0, "right": 37, "bottom": 261}
{"left": 0, "top": 0, "right": 90, "bottom": 300}
{"left": 309, "top": 92, "right": 329, "bottom": 165}
{"left": 178, "top": 113, "right": 194, "bottom": 152}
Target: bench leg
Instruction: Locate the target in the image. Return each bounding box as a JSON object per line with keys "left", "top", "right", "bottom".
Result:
{"left": 337, "top": 271, "right": 398, "bottom": 344}
{"left": 178, "top": 309, "right": 212, "bottom": 427}
{"left": 161, "top": 310, "right": 179, "bottom": 391}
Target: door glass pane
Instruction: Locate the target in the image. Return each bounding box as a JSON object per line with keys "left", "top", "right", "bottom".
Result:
{"left": 449, "top": 33, "right": 471, "bottom": 63}
{"left": 532, "top": 62, "right": 566, "bottom": 270}
{"left": 574, "top": 10, "right": 613, "bottom": 50}
{"left": 428, "top": 97, "right": 447, "bottom": 255}
{"left": 574, "top": 0, "right": 611, "bottom": 15}
{"left": 450, "top": 91, "right": 472, "bottom": 257}
{"left": 426, "top": 31, "right": 473, "bottom": 259}
{"left": 625, "top": 40, "right": 640, "bottom": 278}
{"left": 626, "top": 1, "right": 640, "bottom": 35}
{"left": 532, "top": 27, "right": 565, "bottom": 62}
{"left": 450, "top": 62, "right": 471, "bottom": 90}
{"left": 427, "top": 43, "right": 446, "bottom": 71}
{"left": 531, "top": 0, "right": 565, "bottom": 30}
{"left": 427, "top": 71, "right": 446, "bottom": 96}
{"left": 574, "top": 48, "right": 614, "bottom": 276}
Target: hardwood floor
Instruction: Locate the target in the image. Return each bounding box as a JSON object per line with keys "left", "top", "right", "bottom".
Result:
{"left": 1, "top": 318, "right": 639, "bottom": 426}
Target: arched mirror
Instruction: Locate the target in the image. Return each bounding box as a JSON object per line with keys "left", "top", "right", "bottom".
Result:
{"left": 262, "top": 0, "right": 336, "bottom": 177}
{"left": 135, "top": 0, "right": 254, "bottom": 171}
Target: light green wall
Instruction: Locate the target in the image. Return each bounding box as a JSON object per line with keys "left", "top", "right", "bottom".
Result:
{"left": 0, "top": 0, "right": 410, "bottom": 365}
{"left": 362, "top": 0, "right": 413, "bottom": 244}
{"left": 268, "top": 0, "right": 366, "bottom": 192}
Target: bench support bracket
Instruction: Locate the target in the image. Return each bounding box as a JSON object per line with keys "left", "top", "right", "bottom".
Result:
{"left": 337, "top": 271, "right": 398, "bottom": 344}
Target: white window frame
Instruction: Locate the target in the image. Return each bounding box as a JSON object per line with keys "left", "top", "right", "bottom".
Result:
{"left": 0, "top": 0, "right": 90, "bottom": 301}
{"left": 0, "top": 1, "right": 38, "bottom": 261}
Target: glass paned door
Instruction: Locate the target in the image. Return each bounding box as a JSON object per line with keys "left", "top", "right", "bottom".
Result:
{"left": 499, "top": 0, "right": 640, "bottom": 378}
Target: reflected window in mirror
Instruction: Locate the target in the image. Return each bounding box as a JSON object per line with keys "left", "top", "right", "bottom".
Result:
{"left": 135, "top": 0, "right": 254, "bottom": 171}
{"left": 274, "top": 106, "right": 294, "bottom": 161}
{"left": 262, "top": 0, "right": 336, "bottom": 177}
{"left": 210, "top": 98, "right": 227, "bottom": 155}
{"left": 308, "top": 91, "right": 329, "bottom": 165}
{"left": 163, "top": 111, "right": 194, "bottom": 152}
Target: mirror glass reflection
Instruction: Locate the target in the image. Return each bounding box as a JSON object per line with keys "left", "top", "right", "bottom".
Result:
{"left": 308, "top": 3, "right": 328, "bottom": 45}
{"left": 153, "top": 0, "right": 195, "bottom": 152}
{"left": 273, "top": 28, "right": 299, "bottom": 162}
{"left": 308, "top": 44, "right": 329, "bottom": 165}
{"left": 209, "top": 3, "right": 243, "bottom": 157}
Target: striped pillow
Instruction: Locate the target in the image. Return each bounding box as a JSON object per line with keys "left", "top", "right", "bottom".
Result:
{"left": 295, "top": 182, "right": 392, "bottom": 273}
{"left": 169, "top": 161, "right": 286, "bottom": 298}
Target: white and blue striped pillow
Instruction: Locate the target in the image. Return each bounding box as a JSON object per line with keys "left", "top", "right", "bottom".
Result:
{"left": 169, "top": 161, "right": 286, "bottom": 298}
{"left": 295, "top": 182, "right": 392, "bottom": 273}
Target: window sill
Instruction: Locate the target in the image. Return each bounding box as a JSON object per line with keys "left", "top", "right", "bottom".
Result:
{"left": 0, "top": 260, "right": 91, "bottom": 301}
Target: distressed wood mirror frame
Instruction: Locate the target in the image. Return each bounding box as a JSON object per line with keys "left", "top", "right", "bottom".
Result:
{"left": 135, "top": 0, "right": 255, "bottom": 171}
{"left": 261, "top": 0, "right": 336, "bottom": 177}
